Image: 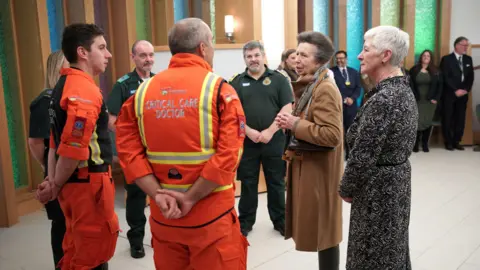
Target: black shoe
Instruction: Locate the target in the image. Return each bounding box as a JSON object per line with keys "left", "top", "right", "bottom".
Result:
{"left": 273, "top": 223, "right": 285, "bottom": 237}
{"left": 92, "top": 262, "right": 108, "bottom": 270}
{"left": 455, "top": 144, "right": 465, "bottom": 150}
{"left": 130, "top": 246, "right": 145, "bottom": 259}
{"left": 240, "top": 227, "right": 252, "bottom": 237}
{"left": 445, "top": 144, "right": 454, "bottom": 151}
{"left": 474, "top": 146, "right": 480, "bottom": 152}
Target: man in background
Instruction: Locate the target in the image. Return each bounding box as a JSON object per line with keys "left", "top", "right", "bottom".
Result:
{"left": 440, "top": 36, "right": 474, "bottom": 150}
{"left": 230, "top": 41, "right": 293, "bottom": 237}
{"left": 107, "top": 40, "right": 155, "bottom": 259}
{"left": 330, "top": 50, "right": 361, "bottom": 159}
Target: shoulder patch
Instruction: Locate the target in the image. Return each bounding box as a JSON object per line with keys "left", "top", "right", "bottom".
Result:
{"left": 275, "top": 69, "right": 291, "bottom": 81}
{"left": 117, "top": 74, "right": 130, "bottom": 83}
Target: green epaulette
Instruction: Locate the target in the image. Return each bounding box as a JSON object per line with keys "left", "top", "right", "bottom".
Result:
{"left": 117, "top": 74, "right": 130, "bottom": 83}
{"left": 228, "top": 73, "right": 239, "bottom": 83}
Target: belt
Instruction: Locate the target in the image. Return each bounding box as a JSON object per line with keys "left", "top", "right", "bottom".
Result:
{"left": 66, "top": 164, "right": 111, "bottom": 183}
{"left": 376, "top": 159, "right": 408, "bottom": 167}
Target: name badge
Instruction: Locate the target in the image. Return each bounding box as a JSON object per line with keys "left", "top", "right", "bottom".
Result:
{"left": 130, "top": 89, "right": 136, "bottom": 94}
{"left": 242, "top": 83, "right": 250, "bottom": 87}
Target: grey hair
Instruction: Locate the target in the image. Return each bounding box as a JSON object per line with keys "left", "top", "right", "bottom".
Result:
{"left": 131, "top": 40, "right": 153, "bottom": 54}
{"left": 168, "top": 18, "right": 211, "bottom": 55}
{"left": 364, "top": 26, "right": 409, "bottom": 66}
{"left": 296, "top": 31, "right": 335, "bottom": 65}
{"left": 243, "top": 40, "right": 265, "bottom": 56}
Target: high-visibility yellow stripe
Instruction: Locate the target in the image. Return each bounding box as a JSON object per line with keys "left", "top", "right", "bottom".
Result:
{"left": 135, "top": 79, "right": 153, "bottom": 148}
{"left": 161, "top": 183, "right": 233, "bottom": 193}
{"left": 89, "top": 127, "right": 103, "bottom": 164}
{"left": 199, "top": 72, "right": 220, "bottom": 152}
{"left": 136, "top": 73, "right": 220, "bottom": 162}
{"left": 78, "top": 160, "right": 88, "bottom": 168}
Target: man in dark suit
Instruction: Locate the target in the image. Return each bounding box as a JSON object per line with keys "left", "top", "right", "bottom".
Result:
{"left": 331, "top": 50, "right": 361, "bottom": 159}
{"left": 440, "top": 36, "right": 475, "bottom": 150}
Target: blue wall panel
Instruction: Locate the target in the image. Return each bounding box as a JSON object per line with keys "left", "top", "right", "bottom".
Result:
{"left": 46, "top": 0, "right": 64, "bottom": 52}
{"left": 346, "top": 0, "right": 364, "bottom": 70}
{"left": 313, "top": 0, "right": 329, "bottom": 35}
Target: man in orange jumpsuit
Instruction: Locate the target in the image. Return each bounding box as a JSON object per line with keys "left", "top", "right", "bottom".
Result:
{"left": 36, "top": 23, "right": 118, "bottom": 270}
{"left": 115, "top": 17, "right": 248, "bottom": 269}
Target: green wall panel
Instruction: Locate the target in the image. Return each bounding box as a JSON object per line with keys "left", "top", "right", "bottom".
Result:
{"left": 414, "top": 0, "right": 437, "bottom": 60}
{"left": 380, "top": 0, "right": 400, "bottom": 27}
{"left": 0, "top": 0, "right": 29, "bottom": 189}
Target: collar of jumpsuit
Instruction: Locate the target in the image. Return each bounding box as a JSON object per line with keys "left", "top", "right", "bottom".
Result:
{"left": 168, "top": 53, "right": 213, "bottom": 71}
{"left": 60, "top": 67, "right": 96, "bottom": 84}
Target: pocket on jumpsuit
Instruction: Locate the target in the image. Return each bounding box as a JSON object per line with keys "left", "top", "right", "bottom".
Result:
{"left": 89, "top": 174, "right": 119, "bottom": 261}
{"left": 216, "top": 212, "right": 249, "bottom": 269}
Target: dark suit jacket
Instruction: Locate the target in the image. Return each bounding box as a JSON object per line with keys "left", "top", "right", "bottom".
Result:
{"left": 331, "top": 66, "right": 361, "bottom": 101}
{"left": 440, "top": 53, "right": 474, "bottom": 96}
{"left": 408, "top": 65, "right": 443, "bottom": 101}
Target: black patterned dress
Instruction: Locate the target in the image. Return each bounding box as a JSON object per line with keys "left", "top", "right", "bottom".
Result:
{"left": 339, "top": 76, "right": 418, "bottom": 270}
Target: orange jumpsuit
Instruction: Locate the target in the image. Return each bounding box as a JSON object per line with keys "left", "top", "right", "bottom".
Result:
{"left": 49, "top": 68, "right": 119, "bottom": 269}
{"left": 116, "top": 53, "right": 248, "bottom": 269}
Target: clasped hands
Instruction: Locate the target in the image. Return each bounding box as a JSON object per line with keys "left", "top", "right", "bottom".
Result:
{"left": 35, "top": 177, "right": 61, "bottom": 204}
{"left": 154, "top": 189, "right": 197, "bottom": 220}
{"left": 274, "top": 112, "right": 300, "bottom": 131}
{"left": 246, "top": 127, "right": 275, "bottom": 144}
{"left": 455, "top": 89, "right": 468, "bottom": 97}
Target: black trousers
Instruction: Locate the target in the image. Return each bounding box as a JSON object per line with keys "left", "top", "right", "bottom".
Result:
{"left": 237, "top": 138, "right": 286, "bottom": 230}
{"left": 45, "top": 199, "right": 66, "bottom": 270}
{"left": 125, "top": 181, "right": 147, "bottom": 247}
{"left": 441, "top": 94, "right": 468, "bottom": 146}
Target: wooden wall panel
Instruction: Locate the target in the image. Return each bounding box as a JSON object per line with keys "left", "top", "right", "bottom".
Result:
{"left": 284, "top": 0, "right": 299, "bottom": 49}
{"left": 11, "top": 0, "right": 52, "bottom": 190}
{"left": 438, "top": 0, "right": 451, "bottom": 59}
{"left": 403, "top": 0, "right": 415, "bottom": 67}
{"left": 304, "top": 0, "right": 313, "bottom": 31}
{"left": 338, "top": 0, "right": 347, "bottom": 50}
{"left": 215, "top": 0, "right": 260, "bottom": 44}
{"left": 371, "top": 0, "right": 381, "bottom": 27}
{"left": 151, "top": 0, "right": 174, "bottom": 46}
{"left": 109, "top": 0, "right": 137, "bottom": 80}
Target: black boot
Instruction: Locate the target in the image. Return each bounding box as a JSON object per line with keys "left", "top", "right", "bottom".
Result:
{"left": 318, "top": 245, "right": 339, "bottom": 270}
{"left": 422, "top": 127, "right": 431, "bottom": 152}
{"left": 92, "top": 262, "right": 108, "bottom": 270}
{"left": 413, "top": 131, "right": 421, "bottom": 152}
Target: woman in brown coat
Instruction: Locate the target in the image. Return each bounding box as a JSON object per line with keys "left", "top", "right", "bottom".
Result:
{"left": 275, "top": 31, "right": 344, "bottom": 270}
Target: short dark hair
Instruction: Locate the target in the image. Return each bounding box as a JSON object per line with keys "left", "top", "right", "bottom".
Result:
{"left": 335, "top": 50, "right": 347, "bottom": 58}
{"left": 297, "top": 31, "right": 335, "bottom": 65}
{"left": 62, "top": 23, "right": 105, "bottom": 64}
{"left": 454, "top": 36, "right": 468, "bottom": 47}
{"left": 243, "top": 40, "right": 265, "bottom": 56}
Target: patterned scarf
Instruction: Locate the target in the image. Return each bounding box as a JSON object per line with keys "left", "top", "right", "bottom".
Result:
{"left": 292, "top": 67, "right": 329, "bottom": 117}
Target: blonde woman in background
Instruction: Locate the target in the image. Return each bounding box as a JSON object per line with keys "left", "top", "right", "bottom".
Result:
{"left": 29, "top": 50, "right": 69, "bottom": 270}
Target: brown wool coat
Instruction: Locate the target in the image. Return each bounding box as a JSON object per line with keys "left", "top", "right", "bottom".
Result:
{"left": 285, "top": 76, "right": 344, "bottom": 252}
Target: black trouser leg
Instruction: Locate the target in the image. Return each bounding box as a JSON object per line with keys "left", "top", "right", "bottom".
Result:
{"left": 343, "top": 105, "right": 356, "bottom": 159}
{"left": 413, "top": 131, "right": 421, "bottom": 152}
{"left": 422, "top": 127, "right": 432, "bottom": 152}
{"left": 318, "top": 245, "right": 340, "bottom": 270}
{"left": 441, "top": 96, "right": 455, "bottom": 147}
{"left": 125, "top": 181, "right": 147, "bottom": 248}
{"left": 261, "top": 155, "right": 286, "bottom": 227}
{"left": 453, "top": 95, "right": 468, "bottom": 145}
{"left": 51, "top": 218, "right": 66, "bottom": 269}
{"left": 238, "top": 145, "right": 261, "bottom": 230}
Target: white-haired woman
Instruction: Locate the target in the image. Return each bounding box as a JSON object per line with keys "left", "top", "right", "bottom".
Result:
{"left": 339, "top": 26, "right": 418, "bottom": 269}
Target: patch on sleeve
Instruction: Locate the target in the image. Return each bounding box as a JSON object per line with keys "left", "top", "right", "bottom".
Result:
{"left": 71, "top": 117, "right": 86, "bottom": 138}
{"left": 238, "top": 116, "right": 246, "bottom": 138}
{"left": 117, "top": 74, "right": 130, "bottom": 83}
{"left": 224, "top": 94, "right": 239, "bottom": 103}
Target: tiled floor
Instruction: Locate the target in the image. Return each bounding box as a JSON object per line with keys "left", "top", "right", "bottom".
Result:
{"left": 1, "top": 147, "right": 479, "bottom": 270}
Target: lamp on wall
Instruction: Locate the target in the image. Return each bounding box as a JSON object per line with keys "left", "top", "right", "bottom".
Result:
{"left": 224, "top": 15, "right": 235, "bottom": 43}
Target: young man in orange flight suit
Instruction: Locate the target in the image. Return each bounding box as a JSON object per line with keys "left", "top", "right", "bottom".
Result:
{"left": 36, "top": 23, "right": 118, "bottom": 270}
{"left": 115, "top": 17, "right": 248, "bottom": 270}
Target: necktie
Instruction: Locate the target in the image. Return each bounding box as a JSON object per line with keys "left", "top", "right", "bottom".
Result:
{"left": 342, "top": 68, "right": 348, "bottom": 81}
{"left": 458, "top": 56, "right": 464, "bottom": 81}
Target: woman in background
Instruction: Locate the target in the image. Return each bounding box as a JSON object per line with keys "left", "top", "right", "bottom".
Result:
{"left": 339, "top": 26, "right": 418, "bottom": 270}
{"left": 409, "top": 49, "right": 442, "bottom": 152}
{"left": 277, "top": 48, "right": 299, "bottom": 82}
{"left": 29, "top": 51, "right": 68, "bottom": 270}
